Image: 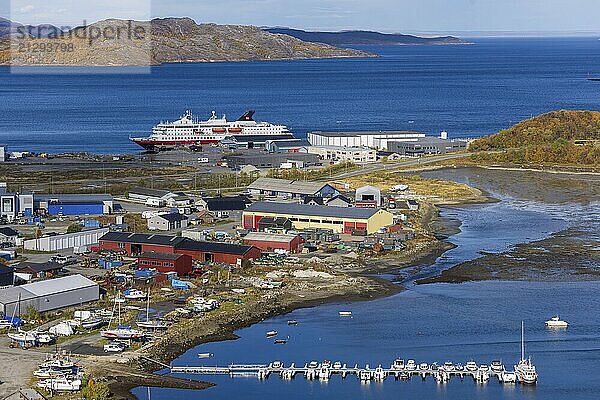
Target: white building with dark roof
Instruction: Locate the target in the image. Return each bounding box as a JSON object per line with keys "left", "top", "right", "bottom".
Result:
{"left": 247, "top": 178, "right": 339, "bottom": 199}
{"left": 308, "top": 130, "right": 426, "bottom": 150}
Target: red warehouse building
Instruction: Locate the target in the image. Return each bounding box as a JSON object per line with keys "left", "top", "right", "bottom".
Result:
{"left": 138, "top": 252, "right": 193, "bottom": 276}
{"left": 243, "top": 232, "right": 304, "bottom": 253}
{"left": 99, "top": 232, "right": 261, "bottom": 265}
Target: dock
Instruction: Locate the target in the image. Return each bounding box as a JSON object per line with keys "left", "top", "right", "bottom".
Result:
{"left": 170, "top": 359, "right": 522, "bottom": 384}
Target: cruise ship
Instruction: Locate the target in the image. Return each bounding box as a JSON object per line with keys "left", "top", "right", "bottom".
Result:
{"left": 130, "top": 110, "right": 292, "bottom": 150}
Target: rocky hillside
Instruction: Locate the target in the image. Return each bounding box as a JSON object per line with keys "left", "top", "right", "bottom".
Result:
{"left": 469, "top": 110, "right": 600, "bottom": 166}
{"left": 265, "top": 28, "right": 469, "bottom": 46}
{"left": 0, "top": 17, "right": 375, "bottom": 66}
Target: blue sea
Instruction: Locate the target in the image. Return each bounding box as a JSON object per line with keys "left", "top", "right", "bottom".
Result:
{"left": 1, "top": 37, "right": 600, "bottom": 153}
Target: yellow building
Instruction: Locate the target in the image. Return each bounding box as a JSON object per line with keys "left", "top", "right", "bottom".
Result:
{"left": 243, "top": 202, "right": 393, "bottom": 235}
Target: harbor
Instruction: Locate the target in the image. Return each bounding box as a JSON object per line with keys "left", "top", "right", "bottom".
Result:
{"left": 170, "top": 359, "right": 524, "bottom": 384}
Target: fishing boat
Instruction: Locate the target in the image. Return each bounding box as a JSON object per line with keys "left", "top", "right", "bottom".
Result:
{"left": 465, "top": 360, "right": 478, "bottom": 372}
{"left": 502, "top": 371, "right": 517, "bottom": 383}
{"left": 406, "top": 359, "right": 416, "bottom": 371}
{"left": 392, "top": 358, "right": 405, "bottom": 370}
{"left": 545, "top": 316, "right": 568, "bottom": 328}
{"left": 514, "top": 321, "right": 538, "bottom": 385}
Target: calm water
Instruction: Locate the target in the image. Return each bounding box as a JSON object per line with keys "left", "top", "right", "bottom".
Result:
{"left": 131, "top": 192, "right": 600, "bottom": 400}
{"left": 1, "top": 37, "right": 600, "bottom": 153}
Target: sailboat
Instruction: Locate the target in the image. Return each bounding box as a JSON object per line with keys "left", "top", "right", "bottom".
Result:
{"left": 514, "top": 321, "right": 538, "bottom": 384}
{"left": 136, "top": 289, "right": 168, "bottom": 330}
{"left": 101, "top": 293, "right": 146, "bottom": 340}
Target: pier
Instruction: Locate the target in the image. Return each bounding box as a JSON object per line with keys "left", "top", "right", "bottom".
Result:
{"left": 170, "top": 359, "right": 522, "bottom": 384}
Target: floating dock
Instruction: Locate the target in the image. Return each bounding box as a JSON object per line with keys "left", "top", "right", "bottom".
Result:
{"left": 170, "top": 360, "right": 523, "bottom": 384}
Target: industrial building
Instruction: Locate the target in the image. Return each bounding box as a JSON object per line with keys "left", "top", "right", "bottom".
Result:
{"left": 308, "top": 131, "right": 426, "bottom": 150}
{"left": 265, "top": 138, "right": 311, "bottom": 153}
{"left": 387, "top": 137, "right": 467, "bottom": 157}
{"left": 0, "top": 274, "right": 100, "bottom": 317}
{"left": 243, "top": 232, "right": 304, "bottom": 253}
{"left": 14, "top": 262, "right": 63, "bottom": 282}
{"left": 23, "top": 228, "right": 109, "bottom": 252}
{"left": 138, "top": 252, "right": 193, "bottom": 276}
{"left": 229, "top": 134, "right": 296, "bottom": 149}
{"left": 355, "top": 186, "right": 383, "bottom": 208}
{"left": 0, "top": 184, "right": 34, "bottom": 222}
{"left": 225, "top": 153, "right": 321, "bottom": 169}
{"left": 148, "top": 213, "right": 189, "bottom": 231}
{"left": 128, "top": 188, "right": 192, "bottom": 207}
{"left": 35, "top": 194, "right": 114, "bottom": 216}
{"left": 98, "top": 232, "right": 261, "bottom": 265}
{"left": 306, "top": 146, "right": 377, "bottom": 163}
{"left": 248, "top": 178, "right": 339, "bottom": 199}
{"left": 243, "top": 202, "right": 394, "bottom": 234}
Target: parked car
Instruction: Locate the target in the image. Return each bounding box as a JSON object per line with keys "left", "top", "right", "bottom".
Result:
{"left": 104, "top": 342, "right": 126, "bottom": 353}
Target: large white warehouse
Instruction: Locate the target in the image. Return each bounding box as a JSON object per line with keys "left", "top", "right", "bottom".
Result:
{"left": 307, "top": 131, "right": 426, "bottom": 150}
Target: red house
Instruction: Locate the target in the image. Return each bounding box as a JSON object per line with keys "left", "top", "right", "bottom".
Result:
{"left": 99, "top": 232, "right": 261, "bottom": 265}
{"left": 243, "top": 232, "right": 304, "bottom": 253}
{"left": 138, "top": 252, "right": 192, "bottom": 276}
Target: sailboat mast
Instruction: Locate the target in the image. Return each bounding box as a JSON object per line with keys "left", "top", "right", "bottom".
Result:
{"left": 521, "top": 321, "right": 525, "bottom": 360}
{"left": 146, "top": 288, "right": 150, "bottom": 322}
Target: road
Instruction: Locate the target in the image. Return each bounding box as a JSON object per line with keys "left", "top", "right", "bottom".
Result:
{"left": 325, "top": 152, "right": 473, "bottom": 180}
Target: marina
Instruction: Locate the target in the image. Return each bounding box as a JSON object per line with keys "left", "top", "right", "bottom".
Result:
{"left": 170, "top": 359, "right": 525, "bottom": 384}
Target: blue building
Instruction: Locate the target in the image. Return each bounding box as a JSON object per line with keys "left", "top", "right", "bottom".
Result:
{"left": 35, "top": 194, "right": 113, "bottom": 216}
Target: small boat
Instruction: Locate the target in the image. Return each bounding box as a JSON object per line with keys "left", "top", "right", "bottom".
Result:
{"left": 274, "top": 339, "right": 287, "bottom": 345}
{"left": 266, "top": 330, "right": 278, "bottom": 337}
{"left": 501, "top": 371, "right": 516, "bottom": 383}
{"left": 338, "top": 311, "right": 352, "bottom": 317}
{"left": 271, "top": 361, "right": 283, "bottom": 369}
{"left": 198, "top": 353, "right": 213, "bottom": 359}
{"left": 101, "top": 326, "right": 146, "bottom": 340}
{"left": 479, "top": 364, "right": 490, "bottom": 372}
{"left": 136, "top": 320, "right": 169, "bottom": 330}
{"left": 81, "top": 315, "right": 105, "bottom": 330}
{"left": 545, "top": 316, "right": 568, "bottom": 328}
{"left": 212, "top": 127, "right": 227, "bottom": 133}
{"left": 287, "top": 320, "right": 298, "bottom": 325}
{"left": 37, "top": 377, "right": 82, "bottom": 391}
{"left": 406, "top": 360, "right": 416, "bottom": 371}
{"left": 308, "top": 361, "right": 319, "bottom": 369}
{"left": 228, "top": 127, "right": 242, "bottom": 133}
{"left": 419, "top": 362, "right": 429, "bottom": 371}
{"left": 40, "top": 358, "right": 76, "bottom": 370}
{"left": 392, "top": 358, "right": 405, "bottom": 370}
{"left": 443, "top": 362, "right": 455, "bottom": 372}
{"left": 36, "top": 332, "right": 55, "bottom": 344}
{"left": 455, "top": 363, "right": 464, "bottom": 372}
{"left": 465, "top": 361, "right": 478, "bottom": 372}
{"left": 490, "top": 360, "right": 504, "bottom": 372}
{"left": 123, "top": 289, "right": 146, "bottom": 300}
{"left": 333, "top": 361, "right": 343, "bottom": 369}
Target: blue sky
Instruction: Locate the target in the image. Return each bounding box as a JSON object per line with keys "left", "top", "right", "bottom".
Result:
{"left": 5, "top": 0, "right": 600, "bottom": 36}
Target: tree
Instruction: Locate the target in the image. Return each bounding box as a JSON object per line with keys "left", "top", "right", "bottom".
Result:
{"left": 81, "top": 378, "right": 111, "bottom": 400}
{"left": 67, "top": 223, "right": 84, "bottom": 233}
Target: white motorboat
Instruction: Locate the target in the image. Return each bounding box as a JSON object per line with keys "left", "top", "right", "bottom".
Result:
{"left": 419, "top": 362, "right": 429, "bottom": 371}
{"left": 338, "top": 311, "right": 352, "bottom": 317}
{"left": 514, "top": 322, "right": 538, "bottom": 384}
{"left": 465, "top": 360, "right": 478, "bottom": 372}
{"left": 101, "top": 326, "right": 146, "bottom": 340}
{"left": 40, "top": 358, "right": 76, "bottom": 370}
{"left": 443, "top": 362, "right": 455, "bottom": 372}
{"left": 359, "top": 368, "right": 372, "bottom": 381}
{"left": 266, "top": 330, "right": 278, "bottom": 337}
{"left": 406, "top": 360, "right": 417, "bottom": 371}
{"left": 545, "top": 316, "right": 568, "bottom": 328}
{"left": 123, "top": 289, "right": 146, "bottom": 300}
{"left": 36, "top": 332, "right": 55, "bottom": 344}
{"left": 374, "top": 366, "right": 386, "bottom": 381}
{"left": 271, "top": 361, "right": 283, "bottom": 369}
{"left": 81, "top": 315, "right": 105, "bottom": 330}
{"left": 7, "top": 329, "right": 38, "bottom": 344}
{"left": 198, "top": 353, "right": 213, "bottom": 359}
{"left": 308, "top": 361, "right": 319, "bottom": 369}
{"left": 490, "top": 360, "right": 504, "bottom": 372}
{"left": 333, "top": 361, "right": 343, "bottom": 369}
{"left": 33, "top": 368, "right": 68, "bottom": 379}
{"left": 502, "top": 371, "right": 517, "bottom": 383}
{"left": 392, "top": 358, "right": 405, "bottom": 370}
{"left": 37, "top": 377, "right": 82, "bottom": 391}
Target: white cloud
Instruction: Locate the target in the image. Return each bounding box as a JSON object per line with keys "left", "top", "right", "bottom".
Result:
{"left": 19, "top": 4, "right": 35, "bottom": 13}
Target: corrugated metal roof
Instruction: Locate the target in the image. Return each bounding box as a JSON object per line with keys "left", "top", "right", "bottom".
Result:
{"left": 22, "top": 274, "right": 97, "bottom": 297}
{"left": 177, "top": 239, "right": 254, "bottom": 255}
{"left": 246, "top": 202, "right": 382, "bottom": 219}
{"left": 248, "top": 178, "right": 330, "bottom": 195}
{"left": 244, "top": 232, "right": 299, "bottom": 243}
{"left": 36, "top": 194, "right": 113, "bottom": 202}
{"left": 100, "top": 232, "right": 187, "bottom": 246}
{"left": 0, "top": 287, "right": 36, "bottom": 305}
{"left": 310, "top": 131, "right": 423, "bottom": 137}
{"left": 138, "top": 252, "right": 184, "bottom": 260}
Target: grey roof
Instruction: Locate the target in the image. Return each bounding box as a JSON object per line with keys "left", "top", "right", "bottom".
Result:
{"left": 128, "top": 187, "right": 172, "bottom": 197}
{"left": 248, "top": 178, "right": 331, "bottom": 196}
{"left": 100, "top": 232, "right": 187, "bottom": 246}
{"left": 244, "top": 232, "right": 299, "bottom": 243}
{"left": 246, "top": 202, "right": 383, "bottom": 219}
{"left": 310, "top": 130, "right": 423, "bottom": 137}
{"left": 138, "top": 252, "right": 185, "bottom": 260}
{"left": 268, "top": 138, "right": 311, "bottom": 147}
{"left": 0, "top": 287, "right": 36, "bottom": 306}
{"left": 0, "top": 227, "right": 18, "bottom": 237}
{"left": 177, "top": 239, "right": 254, "bottom": 255}
{"left": 19, "top": 274, "right": 97, "bottom": 297}
{"left": 15, "top": 262, "right": 62, "bottom": 273}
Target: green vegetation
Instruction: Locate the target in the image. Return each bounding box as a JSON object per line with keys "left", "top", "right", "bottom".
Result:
{"left": 266, "top": 161, "right": 358, "bottom": 180}
{"left": 66, "top": 223, "right": 83, "bottom": 233}
{"left": 469, "top": 110, "right": 600, "bottom": 166}
{"left": 81, "top": 378, "right": 110, "bottom": 400}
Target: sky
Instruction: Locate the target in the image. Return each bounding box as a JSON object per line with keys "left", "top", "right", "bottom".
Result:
{"left": 4, "top": 0, "right": 600, "bottom": 36}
